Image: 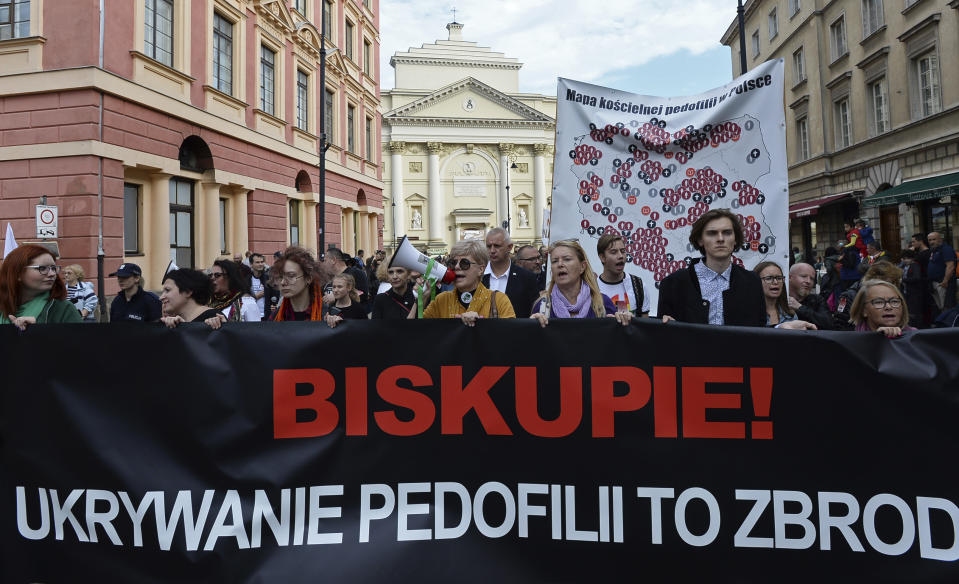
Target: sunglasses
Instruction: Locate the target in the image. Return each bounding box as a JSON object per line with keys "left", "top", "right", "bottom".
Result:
{"left": 209, "top": 272, "right": 226, "bottom": 279}
{"left": 447, "top": 258, "right": 475, "bottom": 270}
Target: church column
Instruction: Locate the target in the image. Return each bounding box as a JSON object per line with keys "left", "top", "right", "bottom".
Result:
{"left": 389, "top": 141, "right": 405, "bottom": 242}
{"left": 427, "top": 142, "right": 444, "bottom": 244}
{"left": 498, "top": 143, "right": 514, "bottom": 230}
{"left": 533, "top": 144, "right": 548, "bottom": 240}
{"left": 148, "top": 173, "right": 171, "bottom": 287}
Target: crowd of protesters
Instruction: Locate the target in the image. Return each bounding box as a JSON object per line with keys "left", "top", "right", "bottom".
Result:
{"left": 2, "top": 212, "right": 957, "bottom": 335}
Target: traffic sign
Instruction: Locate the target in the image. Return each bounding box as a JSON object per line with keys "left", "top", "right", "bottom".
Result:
{"left": 36, "top": 205, "right": 58, "bottom": 239}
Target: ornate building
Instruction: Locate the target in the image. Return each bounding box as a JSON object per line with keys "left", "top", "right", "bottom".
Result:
{"left": 381, "top": 22, "right": 555, "bottom": 254}
{"left": 0, "top": 0, "right": 383, "bottom": 294}
{"left": 721, "top": 0, "right": 959, "bottom": 261}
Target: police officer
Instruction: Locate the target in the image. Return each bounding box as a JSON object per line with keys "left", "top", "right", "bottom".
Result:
{"left": 108, "top": 263, "right": 162, "bottom": 322}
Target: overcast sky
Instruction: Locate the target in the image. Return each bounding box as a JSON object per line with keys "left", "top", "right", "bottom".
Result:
{"left": 379, "top": 0, "right": 741, "bottom": 99}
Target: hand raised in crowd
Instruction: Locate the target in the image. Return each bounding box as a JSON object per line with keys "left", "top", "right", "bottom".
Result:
{"left": 459, "top": 311, "right": 481, "bottom": 327}
{"left": 7, "top": 315, "right": 36, "bottom": 331}
{"left": 876, "top": 326, "right": 903, "bottom": 338}
{"left": 414, "top": 276, "right": 432, "bottom": 303}
{"left": 786, "top": 295, "right": 803, "bottom": 312}
{"left": 777, "top": 320, "right": 817, "bottom": 330}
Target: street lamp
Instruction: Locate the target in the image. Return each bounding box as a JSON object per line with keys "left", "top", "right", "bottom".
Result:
{"left": 737, "top": 0, "right": 747, "bottom": 75}
{"left": 503, "top": 154, "right": 518, "bottom": 233}
{"left": 318, "top": 7, "right": 339, "bottom": 260}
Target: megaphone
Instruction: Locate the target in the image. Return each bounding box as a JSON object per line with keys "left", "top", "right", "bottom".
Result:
{"left": 389, "top": 236, "right": 455, "bottom": 285}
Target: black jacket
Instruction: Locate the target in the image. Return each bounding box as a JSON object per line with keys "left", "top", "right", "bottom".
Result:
{"left": 482, "top": 263, "right": 541, "bottom": 318}
{"left": 796, "top": 293, "right": 833, "bottom": 330}
{"left": 657, "top": 259, "right": 765, "bottom": 327}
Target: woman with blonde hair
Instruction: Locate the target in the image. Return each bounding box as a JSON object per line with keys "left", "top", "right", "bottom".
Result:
{"left": 532, "top": 239, "right": 631, "bottom": 327}
{"left": 325, "top": 272, "right": 368, "bottom": 327}
{"left": 850, "top": 279, "right": 914, "bottom": 338}
{"left": 63, "top": 264, "right": 98, "bottom": 321}
{"left": 417, "top": 239, "right": 515, "bottom": 325}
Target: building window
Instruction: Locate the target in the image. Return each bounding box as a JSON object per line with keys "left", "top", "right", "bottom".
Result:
{"left": 793, "top": 47, "right": 805, "bottom": 84}
{"left": 916, "top": 52, "right": 941, "bottom": 117}
{"left": 862, "top": 0, "right": 883, "bottom": 38}
{"left": 123, "top": 183, "right": 141, "bottom": 254}
{"left": 789, "top": 0, "right": 800, "bottom": 17}
{"left": 834, "top": 98, "right": 851, "bottom": 149}
{"left": 768, "top": 8, "right": 778, "bottom": 40}
{"left": 751, "top": 30, "right": 760, "bottom": 58}
{"left": 289, "top": 200, "right": 300, "bottom": 245}
{"left": 363, "top": 39, "right": 372, "bottom": 75}
{"left": 296, "top": 69, "right": 309, "bottom": 131}
{"left": 324, "top": 89, "right": 335, "bottom": 143}
{"left": 145, "top": 0, "right": 174, "bottom": 67}
{"left": 323, "top": 0, "right": 332, "bottom": 39}
{"left": 869, "top": 78, "right": 889, "bottom": 136}
{"left": 796, "top": 117, "right": 810, "bottom": 161}
{"left": 347, "top": 104, "right": 355, "bottom": 154}
{"left": 260, "top": 45, "right": 275, "bottom": 116}
{"left": 212, "top": 12, "right": 233, "bottom": 95}
{"left": 365, "top": 116, "right": 373, "bottom": 162}
{"left": 219, "top": 198, "right": 228, "bottom": 254}
{"left": 345, "top": 20, "right": 354, "bottom": 61}
{"left": 170, "top": 178, "right": 194, "bottom": 269}
{"left": 294, "top": 0, "right": 306, "bottom": 16}
{"left": 0, "top": 0, "right": 29, "bottom": 40}
{"left": 830, "top": 16, "right": 847, "bottom": 61}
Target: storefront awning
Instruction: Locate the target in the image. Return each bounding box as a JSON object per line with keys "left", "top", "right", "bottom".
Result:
{"left": 788, "top": 192, "right": 852, "bottom": 219}
{"left": 861, "top": 171, "right": 959, "bottom": 208}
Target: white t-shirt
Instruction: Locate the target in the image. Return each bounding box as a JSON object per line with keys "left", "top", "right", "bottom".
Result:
{"left": 250, "top": 275, "right": 265, "bottom": 318}
{"left": 598, "top": 274, "right": 650, "bottom": 314}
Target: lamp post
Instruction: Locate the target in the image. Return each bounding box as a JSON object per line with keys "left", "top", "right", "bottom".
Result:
{"left": 317, "top": 4, "right": 338, "bottom": 260}
{"left": 737, "top": 0, "right": 747, "bottom": 75}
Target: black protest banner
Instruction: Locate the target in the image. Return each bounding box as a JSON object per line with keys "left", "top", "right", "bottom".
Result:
{"left": 2, "top": 321, "right": 959, "bottom": 583}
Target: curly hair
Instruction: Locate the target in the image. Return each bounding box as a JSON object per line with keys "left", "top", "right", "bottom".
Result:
{"left": 212, "top": 259, "right": 251, "bottom": 295}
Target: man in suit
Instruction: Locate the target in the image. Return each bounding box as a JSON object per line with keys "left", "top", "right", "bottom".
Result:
{"left": 482, "top": 227, "right": 540, "bottom": 318}
{"left": 658, "top": 208, "right": 813, "bottom": 329}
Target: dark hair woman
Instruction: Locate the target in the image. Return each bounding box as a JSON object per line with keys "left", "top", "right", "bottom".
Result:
{"left": 0, "top": 244, "right": 81, "bottom": 330}
{"left": 268, "top": 246, "right": 329, "bottom": 321}
{"left": 371, "top": 264, "right": 416, "bottom": 319}
{"left": 159, "top": 268, "right": 222, "bottom": 328}
{"left": 209, "top": 259, "right": 260, "bottom": 322}
{"left": 752, "top": 261, "right": 796, "bottom": 327}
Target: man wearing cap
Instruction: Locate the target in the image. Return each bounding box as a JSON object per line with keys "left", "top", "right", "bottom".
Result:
{"left": 108, "top": 263, "right": 162, "bottom": 322}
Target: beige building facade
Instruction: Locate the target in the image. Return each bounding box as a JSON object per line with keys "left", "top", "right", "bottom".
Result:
{"left": 722, "top": 0, "right": 959, "bottom": 260}
{"left": 380, "top": 22, "right": 555, "bottom": 255}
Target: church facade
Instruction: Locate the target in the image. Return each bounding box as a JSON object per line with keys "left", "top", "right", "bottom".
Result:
{"left": 381, "top": 22, "right": 556, "bottom": 254}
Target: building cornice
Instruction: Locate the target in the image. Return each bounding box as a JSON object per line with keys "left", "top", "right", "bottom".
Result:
{"left": 389, "top": 56, "right": 522, "bottom": 70}
{"left": 385, "top": 117, "right": 554, "bottom": 129}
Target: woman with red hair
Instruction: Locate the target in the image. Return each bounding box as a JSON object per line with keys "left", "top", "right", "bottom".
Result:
{"left": 0, "top": 244, "right": 81, "bottom": 330}
{"left": 267, "top": 246, "right": 330, "bottom": 321}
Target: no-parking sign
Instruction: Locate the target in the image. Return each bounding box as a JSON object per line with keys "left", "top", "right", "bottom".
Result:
{"left": 35, "top": 205, "right": 58, "bottom": 239}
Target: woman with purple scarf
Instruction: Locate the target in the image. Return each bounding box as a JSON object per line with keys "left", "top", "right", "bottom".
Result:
{"left": 531, "top": 240, "right": 632, "bottom": 327}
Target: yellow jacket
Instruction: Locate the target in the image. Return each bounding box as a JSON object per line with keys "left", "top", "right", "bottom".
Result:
{"left": 423, "top": 282, "right": 516, "bottom": 319}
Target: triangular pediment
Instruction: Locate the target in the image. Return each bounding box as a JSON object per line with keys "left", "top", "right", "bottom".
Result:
{"left": 255, "top": 0, "right": 296, "bottom": 32}
{"left": 385, "top": 78, "right": 554, "bottom": 126}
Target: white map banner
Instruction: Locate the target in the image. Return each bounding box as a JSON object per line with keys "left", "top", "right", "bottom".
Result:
{"left": 550, "top": 59, "right": 788, "bottom": 313}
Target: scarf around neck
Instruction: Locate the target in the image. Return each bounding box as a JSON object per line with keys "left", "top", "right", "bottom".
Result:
{"left": 551, "top": 281, "right": 591, "bottom": 318}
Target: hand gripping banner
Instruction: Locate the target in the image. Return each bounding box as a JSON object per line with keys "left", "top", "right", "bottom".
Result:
{"left": 2, "top": 322, "right": 959, "bottom": 583}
